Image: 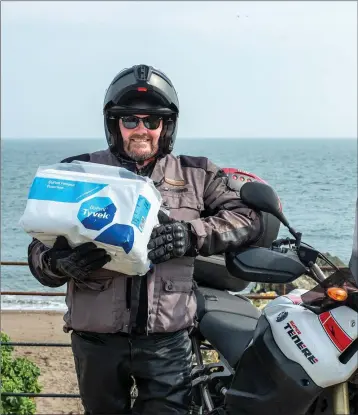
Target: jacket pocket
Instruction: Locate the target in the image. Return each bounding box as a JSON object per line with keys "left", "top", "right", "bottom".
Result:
{"left": 70, "top": 276, "right": 129, "bottom": 333}
{"left": 160, "top": 186, "right": 204, "bottom": 221}
{"left": 72, "top": 278, "right": 112, "bottom": 291}
{"left": 153, "top": 277, "right": 197, "bottom": 332}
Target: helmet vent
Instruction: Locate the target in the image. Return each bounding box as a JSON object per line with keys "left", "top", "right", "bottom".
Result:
{"left": 135, "top": 65, "right": 150, "bottom": 81}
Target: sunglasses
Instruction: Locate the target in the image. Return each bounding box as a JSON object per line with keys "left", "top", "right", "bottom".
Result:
{"left": 120, "top": 115, "right": 162, "bottom": 130}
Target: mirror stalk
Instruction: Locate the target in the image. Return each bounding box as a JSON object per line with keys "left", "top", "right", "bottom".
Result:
{"left": 288, "top": 227, "right": 301, "bottom": 248}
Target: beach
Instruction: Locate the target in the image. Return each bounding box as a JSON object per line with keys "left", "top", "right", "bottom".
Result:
{"left": 1, "top": 310, "right": 84, "bottom": 415}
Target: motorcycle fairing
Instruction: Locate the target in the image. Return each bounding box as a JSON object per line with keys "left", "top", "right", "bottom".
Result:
{"left": 224, "top": 315, "right": 323, "bottom": 415}
{"left": 264, "top": 301, "right": 358, "bottom": 388}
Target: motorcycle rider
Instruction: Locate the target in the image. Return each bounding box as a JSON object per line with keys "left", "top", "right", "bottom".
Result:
{"left": 28, "top": 64, "right": 263, "bottom": 415}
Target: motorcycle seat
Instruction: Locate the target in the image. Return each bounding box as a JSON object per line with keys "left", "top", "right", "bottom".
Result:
{"left": 195, "top": 286, "right": 260, "bottom": 368}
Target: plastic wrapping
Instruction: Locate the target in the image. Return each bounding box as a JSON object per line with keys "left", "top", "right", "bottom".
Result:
{"left": 19, "top": 161, "right": 162, "bottom": 275}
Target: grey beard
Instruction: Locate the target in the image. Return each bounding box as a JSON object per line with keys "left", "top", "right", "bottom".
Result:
{"left": 125, "top": 145, "right": 158, "bottom": 161}
{"left": 124, "top": 134, "right": 159, "bottom": 161}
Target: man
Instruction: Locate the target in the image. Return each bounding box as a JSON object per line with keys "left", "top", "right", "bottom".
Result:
{"left": 28, "top": 64, "right": 263, "bottom": 415}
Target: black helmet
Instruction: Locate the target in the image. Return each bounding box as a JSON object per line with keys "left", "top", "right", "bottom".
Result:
{"left": 103, "top": 64, "right": 179, "bottom": 160}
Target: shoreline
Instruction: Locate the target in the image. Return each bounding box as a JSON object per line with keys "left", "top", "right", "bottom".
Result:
{"left": 1, "top": 309, "right": 66, "bottom": 315}
{"left": 1, "top": 310, "right": 69, "bottom": 342}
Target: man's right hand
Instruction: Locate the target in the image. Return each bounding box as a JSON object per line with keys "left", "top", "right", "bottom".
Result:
{"left": 43, "top": 236, "right": 111, "bottom": 281}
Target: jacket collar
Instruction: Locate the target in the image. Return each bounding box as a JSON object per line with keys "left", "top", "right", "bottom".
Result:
{"left": 104, "top": 148, "right": 184, "bottom": 188}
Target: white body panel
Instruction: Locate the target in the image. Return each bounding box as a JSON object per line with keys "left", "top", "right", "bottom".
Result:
{"left": 264, "top": 291, "right": 358, "bottom": 388}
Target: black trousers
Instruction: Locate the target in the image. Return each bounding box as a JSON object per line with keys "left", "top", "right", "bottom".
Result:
{"left": 71, "top": 328, "right": 193, "bottom": 415}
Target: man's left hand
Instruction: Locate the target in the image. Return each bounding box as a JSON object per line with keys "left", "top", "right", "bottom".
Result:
{"left": 147, "top": 211, "right": 197, "bottom": 264}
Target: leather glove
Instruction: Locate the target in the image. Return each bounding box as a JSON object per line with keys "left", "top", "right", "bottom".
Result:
{"left": 147, "top": 211, "right": 198, "bottom": 264}
{"left": 43, "top": 236, "right": 111, "bottom": 281}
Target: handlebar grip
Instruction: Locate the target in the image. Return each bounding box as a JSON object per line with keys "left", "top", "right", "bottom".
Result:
{"left": 272, "top": 238, "right": 296, "bottom": 247}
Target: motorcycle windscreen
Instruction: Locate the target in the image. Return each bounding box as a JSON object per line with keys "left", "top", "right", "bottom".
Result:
{"left": 349, "top": 198, "right": 358, "bottom": 285}
{"left": 300, "top": 268, "right": 358, "bottom": 312}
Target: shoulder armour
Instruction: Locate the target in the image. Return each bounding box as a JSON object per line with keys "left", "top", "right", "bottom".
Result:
{"left": 178, "top": 155, "right": 208, "bottom": 170}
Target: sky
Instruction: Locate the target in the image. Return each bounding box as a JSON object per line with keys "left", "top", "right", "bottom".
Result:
{"left": 1, "top": 1, "right": 357, "bottom": 140}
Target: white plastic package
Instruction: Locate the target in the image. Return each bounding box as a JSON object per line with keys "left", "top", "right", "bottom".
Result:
{"left": 19, "top": 161, "right": 162, "bottom": 276}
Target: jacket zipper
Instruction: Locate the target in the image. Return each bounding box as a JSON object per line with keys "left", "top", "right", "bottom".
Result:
{"left": 126, "top": 278, "right": 132, "bottom": 310}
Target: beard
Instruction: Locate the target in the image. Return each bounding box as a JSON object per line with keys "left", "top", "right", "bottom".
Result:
{"left": 124, "top": 133, "right": 159, "bottom": 162}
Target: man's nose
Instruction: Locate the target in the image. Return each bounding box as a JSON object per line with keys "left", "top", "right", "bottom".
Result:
{"left": 135, "top": 119, "right": 147, "bottom": 133}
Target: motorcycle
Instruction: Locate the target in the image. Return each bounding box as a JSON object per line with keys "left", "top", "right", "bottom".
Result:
{"left": 190, "top": 180, "right": 358, "bottom": 415}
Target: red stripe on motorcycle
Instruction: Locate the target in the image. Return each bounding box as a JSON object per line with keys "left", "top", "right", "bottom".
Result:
{"left": 283, "top": 294, "right": 302, "bottom": 305}
{"left": 319, "top": 311, "right": 353, "bottom": 352}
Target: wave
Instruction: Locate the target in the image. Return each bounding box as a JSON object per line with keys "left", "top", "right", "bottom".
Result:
{"left": 1, "top": 295, "right": 67, "bottom": 311}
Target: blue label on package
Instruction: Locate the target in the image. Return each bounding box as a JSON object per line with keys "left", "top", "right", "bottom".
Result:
{"left": 28, "top": 177, "right": 108, "bottom": 203}
{"left": 95, "top": 224, "right": 134, "bottom": 253}
{"left": 78, "top": 197, "right": 117, "bottom": 231}
{"left": 131, "top": 195, "right": 151, "bottom": 232}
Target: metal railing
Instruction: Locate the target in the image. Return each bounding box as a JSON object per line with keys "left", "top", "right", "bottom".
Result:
{"left": 0, "top": 260, "right": 345, "bottom": 401}
{"left": 1, "top": 260, "right": 81, "bottom": 399}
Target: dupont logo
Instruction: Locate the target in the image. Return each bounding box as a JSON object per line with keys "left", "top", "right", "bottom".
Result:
{"left": 78, "top": 197, "right": 116, "bottom": 231}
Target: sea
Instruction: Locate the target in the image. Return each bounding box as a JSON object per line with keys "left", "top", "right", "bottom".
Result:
{"left": 1, "top": 138, "right": 357, "bottom": 311}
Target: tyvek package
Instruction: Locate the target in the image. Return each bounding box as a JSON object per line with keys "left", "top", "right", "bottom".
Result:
{"left": 19, "top": 161, "right": 162, "bottom": 276}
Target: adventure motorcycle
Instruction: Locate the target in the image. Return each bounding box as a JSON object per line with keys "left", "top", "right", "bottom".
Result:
{"left": 190, "top": 179, "right": 358, "bottom": 415}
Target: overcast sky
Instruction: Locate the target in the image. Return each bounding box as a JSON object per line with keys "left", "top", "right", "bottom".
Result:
{"left": 1, "top": 1, "right": 357, "bottom": 139}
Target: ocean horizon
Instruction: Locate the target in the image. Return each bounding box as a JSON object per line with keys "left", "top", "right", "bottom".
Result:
{"left": 1, "top": 137, "right": 357, "bottom": 311}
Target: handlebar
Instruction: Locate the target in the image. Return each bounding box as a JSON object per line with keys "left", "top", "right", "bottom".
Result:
{"left": 272, "top": 238, "right": 297, "bottom": 248}
{"left": 272, "top": 238, "right": 321, "bottom": 267}
{"left": 271, "top": 238, "right": 326, "bottom": 284}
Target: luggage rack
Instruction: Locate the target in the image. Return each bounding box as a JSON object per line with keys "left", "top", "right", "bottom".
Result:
{"left": 0, "top": 260, "right": 344, "bottom": 400}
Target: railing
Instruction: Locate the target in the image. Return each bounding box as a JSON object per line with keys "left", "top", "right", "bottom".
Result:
{"left": 1, "top": 260, "right": 81, "bottom": 399}
{"left": 0, "top": 260, "right": 345, "bottom": 401}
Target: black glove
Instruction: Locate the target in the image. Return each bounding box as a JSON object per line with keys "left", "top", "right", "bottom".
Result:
{"left": 147, "top": 211, "right": 198, "bottom": 264}
{"left": 43, "top": 236, "right": 111, "bottom": 281}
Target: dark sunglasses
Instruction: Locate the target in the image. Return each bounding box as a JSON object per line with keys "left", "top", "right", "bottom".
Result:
{"left": 120, "top": 115, "right": 162, "bottom": 130}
